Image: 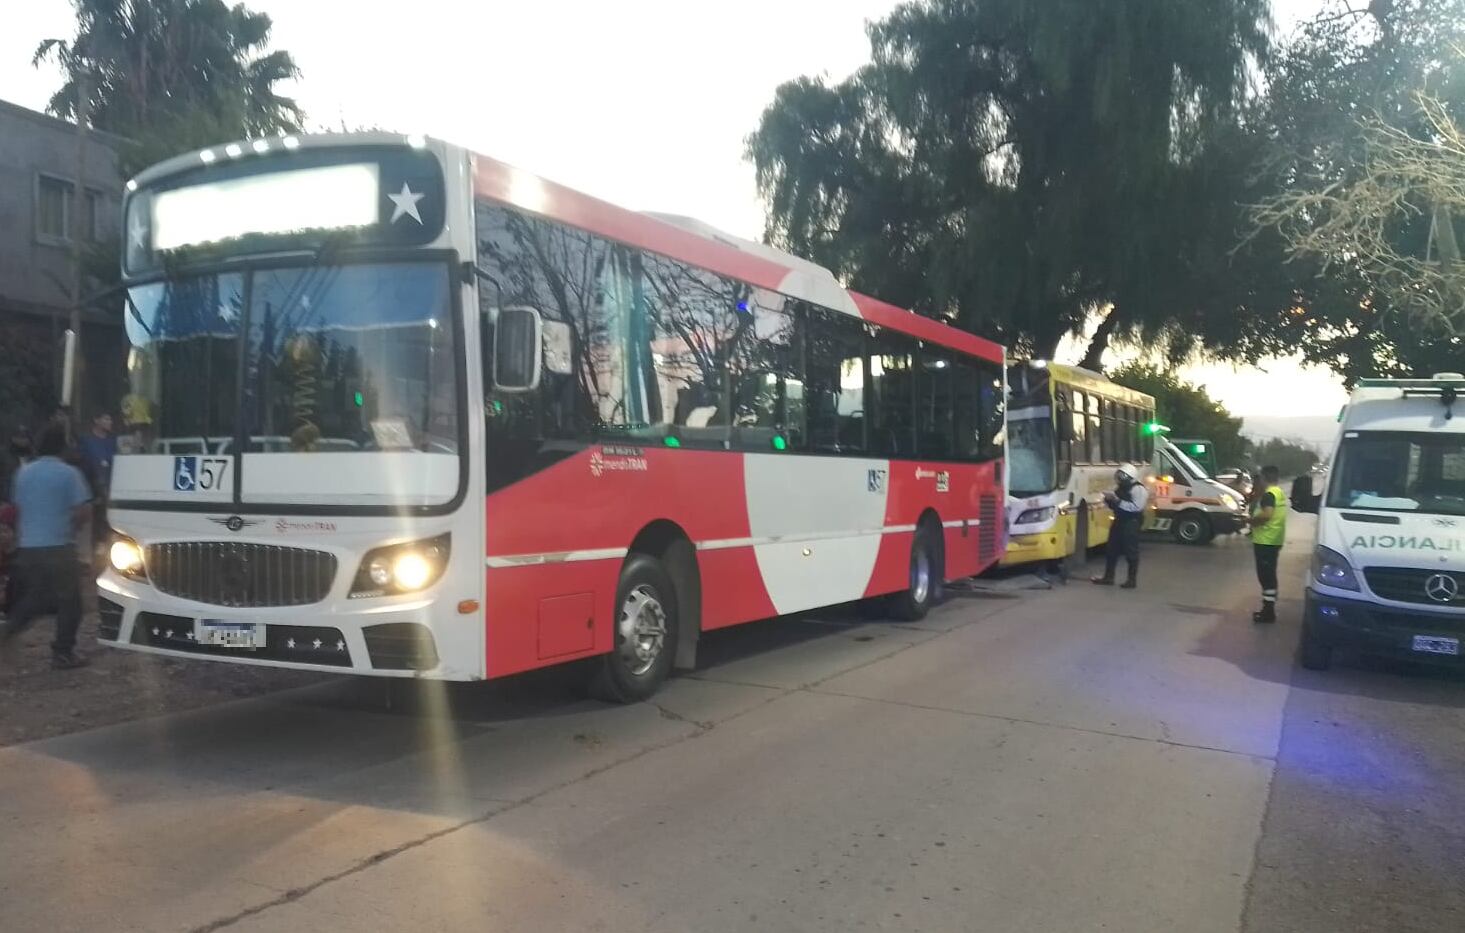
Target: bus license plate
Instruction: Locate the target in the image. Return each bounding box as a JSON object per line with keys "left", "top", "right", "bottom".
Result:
{"left": 196, "top": 620, "right": 265, "bottom": 649}
{"left": 1411, "top": 635, "right": 1460, "bottom": 656}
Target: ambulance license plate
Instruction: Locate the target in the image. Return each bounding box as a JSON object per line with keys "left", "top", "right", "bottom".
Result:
{"left": 195, "top": 620, "right": 265, "bottom": 649}
{"left": 1411, "top": 635, "right": 1459, "bottom": 656}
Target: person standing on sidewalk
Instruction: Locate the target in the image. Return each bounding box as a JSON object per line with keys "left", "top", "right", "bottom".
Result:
{"left": 1249, "top": 465, "right": 1288, "bottom": 624}
{"left": 77, "top": 411, "right": 118, "bottom": 551}
{"left": 1, "top": 424, "right": 92, "bottom": 669}
{"left": 1092, "top": 464, "right": 1149, "bottom": 589}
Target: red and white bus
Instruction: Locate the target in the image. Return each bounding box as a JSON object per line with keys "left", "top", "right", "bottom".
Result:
{"left": 99, "top": 133, "right": 1006, "bottom": 700}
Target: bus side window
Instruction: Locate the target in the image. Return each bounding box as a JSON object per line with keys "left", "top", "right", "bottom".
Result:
{"left": 1087, "top": 393, "right": 1102, "bottom": 464}
{"left": 803, "top": 304, "right": 866, "bottom": 454}
{"left": 868, "top": 325, "right": 917, "bottom": 457}
{"left": 641, "top": 251, "right": 744, "bottom": 448}
{"left": 1100, "top": 400, "right": 1115, "bottom": 463}
{"left": 730, "top": 292, "right": 802, "bottom": 452}
{"left": 1056, "top": 390, "right": 1073, "bottom": 485}
{"left": 954, "top": 358, "right": 981, "bottom": 461}
{"left": 477, "top": 202, "right": 604, "bottom": 492}
{"left": 1071, "top": 391, "right": 1088, "bottom": 465}
{"left": 978, "top": 361, "right": 1005, "bottom": 460}
{"left": 916, "top": 345, "right": 956, "bottom": 460}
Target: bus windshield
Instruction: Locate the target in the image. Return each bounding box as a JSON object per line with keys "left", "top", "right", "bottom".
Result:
{"left": 1327, "top": 431, "right": 1465, "bottom": 516}
{"left": 122, "top": 261, "right": 458, "bottom": 457}
{"left": 1007, "top": 405, "right": 1056, "bottom": 496}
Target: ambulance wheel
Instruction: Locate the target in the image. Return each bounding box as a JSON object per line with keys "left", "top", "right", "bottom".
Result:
{"left": 1173, "top": 511, "right": 1213, "bottom": 545}
{"left": 588, "top": 554, "right": 678, "bottom": 703}
{"left": 889, "top": 523, "right": 943, "bottom": 621}
{"left": 1297, "top": 620, "right": 1333, "bottom": 671}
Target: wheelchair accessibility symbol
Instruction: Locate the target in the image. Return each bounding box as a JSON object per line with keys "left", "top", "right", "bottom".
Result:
{"left": 174, "top": 456, "right": 197, "bottom": 491}
{"left": 172, "top": 455, "right": 228, "bottom": 492}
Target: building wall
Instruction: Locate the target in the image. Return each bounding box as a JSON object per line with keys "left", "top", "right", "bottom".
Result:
{"left": 0, "top": 97, "right": 127, "bottom": 427}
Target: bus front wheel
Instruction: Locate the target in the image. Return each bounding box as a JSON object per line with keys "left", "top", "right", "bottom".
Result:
{"left": 589, "top": 554, "right": 679, "bottom": 703}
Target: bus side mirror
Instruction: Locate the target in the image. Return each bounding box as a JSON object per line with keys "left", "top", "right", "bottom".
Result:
{"left": 493, "top": 306, "right": 543, "bottom": 393}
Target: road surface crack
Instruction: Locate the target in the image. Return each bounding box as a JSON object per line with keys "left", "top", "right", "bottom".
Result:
{"left": 807, "top": 687, "right": 1276, "bottom": 762}
{"left": 191, "top": 595, "right": 1027, "bottom": 931}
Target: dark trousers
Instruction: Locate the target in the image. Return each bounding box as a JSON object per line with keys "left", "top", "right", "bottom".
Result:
{"left": 1254, "top": 544, "right": 1282, "bottom": 606}
{"left": 1103, "top": 516, "right": 1141, "bottom": 581}
{"left": 1, "top": 547, "right": 82, "bottom": 655}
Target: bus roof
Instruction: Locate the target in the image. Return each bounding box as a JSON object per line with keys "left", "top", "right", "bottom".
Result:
{"left": 471, "top": 150, "right": 1004, "bottom": 364}
{"left": 1024, "top": 361, "right": 1156, "bottom": 408}
{"left": 129, "top": 131, "right": 1004, "bottom": 365}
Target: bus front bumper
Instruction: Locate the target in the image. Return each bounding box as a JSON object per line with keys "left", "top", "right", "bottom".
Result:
{"left": 1001, "top": 530, "right": 1066, "bottom": 566}
{"left": 95, "top": 572, "right": 481, "bottom": 680}
{"left": 1305, "top": 588, "right": 1465, "bottom": 664}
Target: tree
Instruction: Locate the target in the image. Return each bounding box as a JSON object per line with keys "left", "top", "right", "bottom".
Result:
{"left": 747, "top": 0, "right": 1273, "bottom": 365}
{"left": 34, "top": 0, "right": 303, "bottom": 177}
{"left": 1109, "top": 362, "right": 1246, "bottom": 468}
{"left": 1254, "top": 96, "right": 1465, "bottom": 334}
{"left": 1250, "top": 437, "right": 1320, "bottom": 477}
{"left": 1245, "top": 0, "right": 1465, "bottom": 383}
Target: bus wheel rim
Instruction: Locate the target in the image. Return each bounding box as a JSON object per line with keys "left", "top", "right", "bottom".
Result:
{"left": 1180, "top": 519, "right": 1201, "bottom": 541}
{"left": 912, "top": 548, "right": 931, "bottom": 604}
{"left": 618, "top": 585, "right": 666, "bottom": 676}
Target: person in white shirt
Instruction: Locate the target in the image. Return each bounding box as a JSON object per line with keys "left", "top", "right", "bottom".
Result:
{"left": 1092, "top": 464, "right": 1148, "bottom": 589}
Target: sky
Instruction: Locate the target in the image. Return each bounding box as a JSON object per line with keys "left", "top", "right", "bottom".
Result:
{"left": 1, "top": 0, "right": 1346, "bottom": 419}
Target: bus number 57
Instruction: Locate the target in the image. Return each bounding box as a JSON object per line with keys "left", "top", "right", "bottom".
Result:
{"left": 173, "top": 456, "right": 229, "bottom": 492}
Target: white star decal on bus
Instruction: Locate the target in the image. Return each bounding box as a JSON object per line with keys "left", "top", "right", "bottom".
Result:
{"left": 388, "top": 182, "right": 424, "bottom": 225}
{"left": 129, "top": 216, "right": 148, "bottom": 250}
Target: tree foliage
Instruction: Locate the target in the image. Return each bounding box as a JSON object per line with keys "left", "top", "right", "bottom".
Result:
{"left": 1245, "top": 0, "right": 1465, "bottom": 382}
{"left": 747, "top": 0, "right": 1274, "bottom": 364}
{"left": 34, "top": 0, "right": 303, "bottom": 177}
{"left": 1250, "top": 436, "right": 1321, "bottom": 477}
{"left": 1108, "top": 362, "right": 1246, "bottom": 468}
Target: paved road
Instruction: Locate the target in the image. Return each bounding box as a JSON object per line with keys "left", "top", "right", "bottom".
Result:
{"left": 2, "top": 519, "right": 1462, "bottom": 932}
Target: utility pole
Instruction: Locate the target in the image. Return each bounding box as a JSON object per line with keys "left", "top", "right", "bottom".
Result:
{"left": 64, "top": 47, "right": 91, "bottom": 414}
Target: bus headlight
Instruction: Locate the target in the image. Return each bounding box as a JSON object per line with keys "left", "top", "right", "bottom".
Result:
{"left": 351, "top": 534, "right": 450, "bottom": 598}
{"left": 1311, "top": 545, "right": 1359, "bottom": 592}
{"left": 110, "top": 536, "right": 147, "bottom": 580}
{"left": 1220, "top": 492, "right": 1240, "bottom": 510}
{"left": 1014, "top": 506, "right": 1056, "bottom": 526}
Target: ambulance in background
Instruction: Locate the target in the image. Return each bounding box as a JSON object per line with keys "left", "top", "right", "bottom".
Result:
{"left": 1293, "top": 374, "right": 1465, "bottom": 670}
{"left": 1148, "top": 436, "right": 1247, "bottom": 544}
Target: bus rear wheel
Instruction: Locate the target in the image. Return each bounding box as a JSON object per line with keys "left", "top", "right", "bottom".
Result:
{"left": 588, "top": 554, "right": 678, "bottom": 703}
{"left": 889, "top": 524, "right": 943, "bottom": 621}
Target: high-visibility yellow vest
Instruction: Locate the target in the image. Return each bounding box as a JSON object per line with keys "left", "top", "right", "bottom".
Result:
{"left": 1253, "top": 484, "right": 1288, "bottom": 546}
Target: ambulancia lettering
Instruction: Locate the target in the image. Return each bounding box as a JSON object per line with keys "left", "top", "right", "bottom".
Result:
{"left": 1350, "top": 535, "right": 1464, "bottom": 552}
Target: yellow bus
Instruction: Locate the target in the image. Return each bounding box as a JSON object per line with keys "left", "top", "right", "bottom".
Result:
{"left": 1003, "top": 362, "right": 1157, "bottom": 567}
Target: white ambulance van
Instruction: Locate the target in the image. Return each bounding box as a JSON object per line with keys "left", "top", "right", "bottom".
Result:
{"left": 1293, "top": 374, "right": 1465, "bottom": 670}
{"left": 1147, "top": 437, "right": 1247, "bottom": 544}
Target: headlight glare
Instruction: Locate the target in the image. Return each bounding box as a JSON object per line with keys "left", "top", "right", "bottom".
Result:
{"left": 392, "top": 552, "right": 432, "bottom": 591}
{"left": 110, "top": 537, "right": 147, "bottom": 579}
{"left": 350, "top": 534, "right": 450, "bottom": 598}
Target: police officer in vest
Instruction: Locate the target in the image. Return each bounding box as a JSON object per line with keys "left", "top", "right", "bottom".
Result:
{"left": 1092, "top": 464, "right": 1148, "bottom": 589}
{"left": 1249, "top": 465, "right": 1288, "bottom": 623}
